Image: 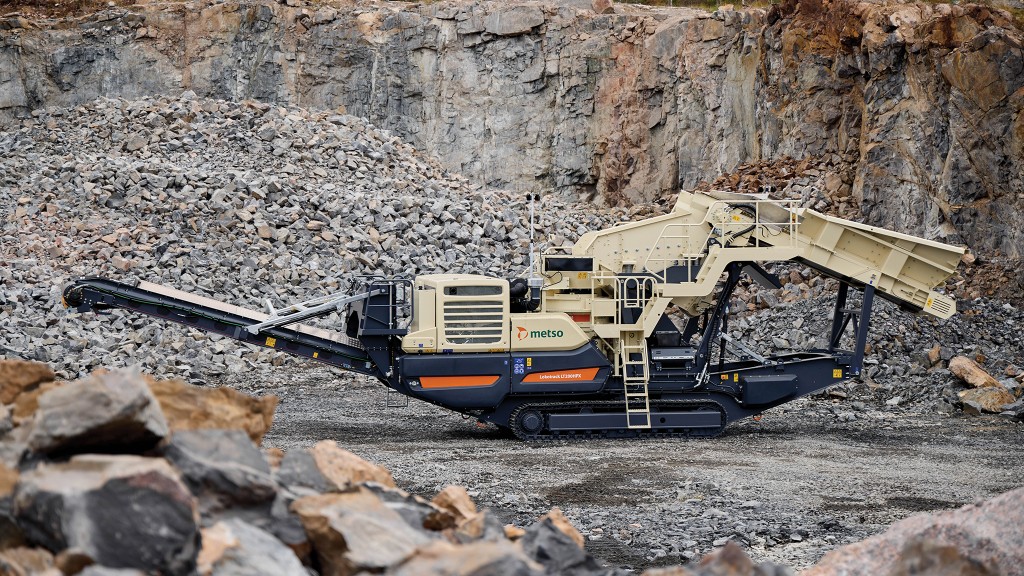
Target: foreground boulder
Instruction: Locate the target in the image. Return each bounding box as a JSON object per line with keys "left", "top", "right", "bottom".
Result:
{"left": 278, "top": 440, "right": 395, "bottom": 492}
{"left": 146, "top": 377, "right": 277, "bottom": 444}
{"left": 13, "top": 455, "right": 200, "bottom": 575}
{"left": 0, "top": 360, "right": 55, "bottom": 405}
{"left": 27, "top": 369, "right": 168, "bottom": 455}
{"left": 197, "top": 518, "right": 306, "bottom": 576}
{"left": 386, "top": 540, "right": 542, "bottom": 576}
{"left": 431, "top": 485, "right": 477, "bottom": 524}
{"left": 0, "top": 463, "right": 23, "bottom": 549}
{"left": 162, "top": 429, "right": 277, "bottom": 513}
{"left": 804, "top": 487, "right": 1024, "bottom": 575}
{"left": 292, "top": 487, "right": 434, "bottom": 575}
{"left": 0, "top": 546, "right": 56, "bottom": 576}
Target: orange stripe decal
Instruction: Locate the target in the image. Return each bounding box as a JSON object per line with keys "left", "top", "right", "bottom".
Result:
{"left": 570, "top": 313, "right": 590, "bottom": 323}
{"left": 522, "top": 367, "right": 600, "bottom": 383}
{"left": 420, "top": 375, "right": 500, "bottom": 389}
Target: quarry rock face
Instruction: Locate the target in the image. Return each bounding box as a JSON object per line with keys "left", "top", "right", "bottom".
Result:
{"left": 1, "top": 0, "right": 1021, "bottom": 258}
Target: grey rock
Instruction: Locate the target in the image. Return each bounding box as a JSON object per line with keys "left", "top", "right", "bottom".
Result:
{"left": 162, "top": 429, "right": 277, "bottom": 512}
{"left": 13, "top": 455, "right": 199, "bottom": 576}
{"left": 201, "top": 518, "right": 306, "bottom": 576}
{"left": 27, "top": 367, "right": 169, "bottom": 455}
{"left": 520, "top": 516, "right": 602, "bottom": 574}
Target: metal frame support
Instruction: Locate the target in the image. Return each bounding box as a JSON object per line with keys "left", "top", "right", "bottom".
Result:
{"left": 245, "top": 290, "right": 380, "bottom": 334}
{"left": 850, "top": 284, "right": 875, "bottom": 375}
{"left": 828, "top": 281, "right": 850, "bottom": 352}
{"left": 826, "top": 281, "right": 875, "bottom": 375}
{"left": 694, "top": 262, "right": 744, "bottom": 384}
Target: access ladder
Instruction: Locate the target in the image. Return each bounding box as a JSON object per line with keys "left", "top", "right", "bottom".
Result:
{"left": 620, "top": 330, "right": 651, "bottom": 429}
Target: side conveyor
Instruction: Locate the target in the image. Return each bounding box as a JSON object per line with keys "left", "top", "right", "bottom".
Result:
{"left": 62, "top": 277, "right": 383, "bottom": 378}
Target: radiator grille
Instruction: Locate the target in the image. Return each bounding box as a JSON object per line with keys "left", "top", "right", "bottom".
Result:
{"left": 442, "top": 300, "right": 505, "bottom": 344}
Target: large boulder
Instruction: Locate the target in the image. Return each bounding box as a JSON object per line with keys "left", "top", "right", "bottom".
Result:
{"left": 146, "top": 377, "right": 277, "bottom": 444}
{"left": 453, "top": 509, "right": 508, "bottom": 544}
{"left": 278, "top": 440, "right": 395, "bottom": 492}
{"left": 804, "top": 487, "right": 1024, "bottom": 575}
{"left": 27, "top": 368, "right": 168, "bottom": 455}
{"left": 959, "top": 386, "right": 1015, "bottom": 414}
{"left": 197, "top": 518, "right": 306, "bottom": 576}
{"left": 291, "top": 486, "right": 434, "bottom": 576}
{"left": 13, "top": 455, "right": 200, "bottom": 575}
{"left": 0, "top": 360, "right": 55, "bottom": 405}
{"left": 386, "top": 540, "right": 542, "bottom": 576}
{"left": 949, "top": 356, "right": 1002, "bottom": 388}
{"left": 162, "top": 429, "right": 277, "bottom": 513}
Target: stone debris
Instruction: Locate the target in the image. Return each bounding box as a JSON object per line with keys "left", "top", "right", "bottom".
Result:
{"left": 0, "top": 92, "right": 634, "bottom": 384}
{"left": 0, "top": 358, "right": 1021, "bottom": 574}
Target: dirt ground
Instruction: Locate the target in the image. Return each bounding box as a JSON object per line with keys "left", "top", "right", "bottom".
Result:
{"left": 230, "top": 363, "right": 1024, "bottom": 572}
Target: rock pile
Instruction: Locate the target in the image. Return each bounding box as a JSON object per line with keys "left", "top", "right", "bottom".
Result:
{"left": 0, "top": 359, "right": 631, "bottom": 575}
{"left": 727, "top": 288, "right": 1024, "bottom": 417}
{"left": 0, "top": 92, "right": 652, "bottom": 381}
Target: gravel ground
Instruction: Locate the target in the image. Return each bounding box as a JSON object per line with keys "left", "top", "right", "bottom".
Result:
{"left": 225, "top": 363, "right": 1024, "bottom": 572}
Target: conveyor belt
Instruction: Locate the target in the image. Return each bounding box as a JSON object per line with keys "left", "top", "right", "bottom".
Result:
{"left": 63, "top": 277, "right": 381, "bottom": 378}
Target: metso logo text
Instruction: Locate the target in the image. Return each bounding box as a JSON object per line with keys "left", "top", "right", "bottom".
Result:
{"left": 515, "top": 327, "right": 564, "bottom": 340}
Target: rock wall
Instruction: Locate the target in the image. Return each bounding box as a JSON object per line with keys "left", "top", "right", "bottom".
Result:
{"left": 1, "top": 0, "right": 1022, "bottom": 257}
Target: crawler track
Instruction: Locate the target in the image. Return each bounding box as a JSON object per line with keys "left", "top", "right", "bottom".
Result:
{"left": 509, "top": 400, "right": 728, "bottom": 441}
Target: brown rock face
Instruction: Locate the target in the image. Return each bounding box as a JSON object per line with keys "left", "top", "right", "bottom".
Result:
{"left": 146, "top": 377, "right": 277, "bottom": 444}
{"left": 949, "top": 356, "right": 1002, "bottom": 388}
{"left": 959, "top": 386, "right": 1015, "bottom": 413}
{"left": 804, "top": 487, "right": 1024, "bottom": 576}
{"left": 0, "top": 360, "right": 55, "bottom": 405}
{"left": 3, "top": 1, "right": 1022, "bottom": 260}
{"left": 291, "top": 487, "right": 433, "bottom": 576}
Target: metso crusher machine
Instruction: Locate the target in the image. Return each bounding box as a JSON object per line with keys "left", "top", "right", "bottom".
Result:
{"left": 64, "top": 191, "right": 965, "bottom": 439}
